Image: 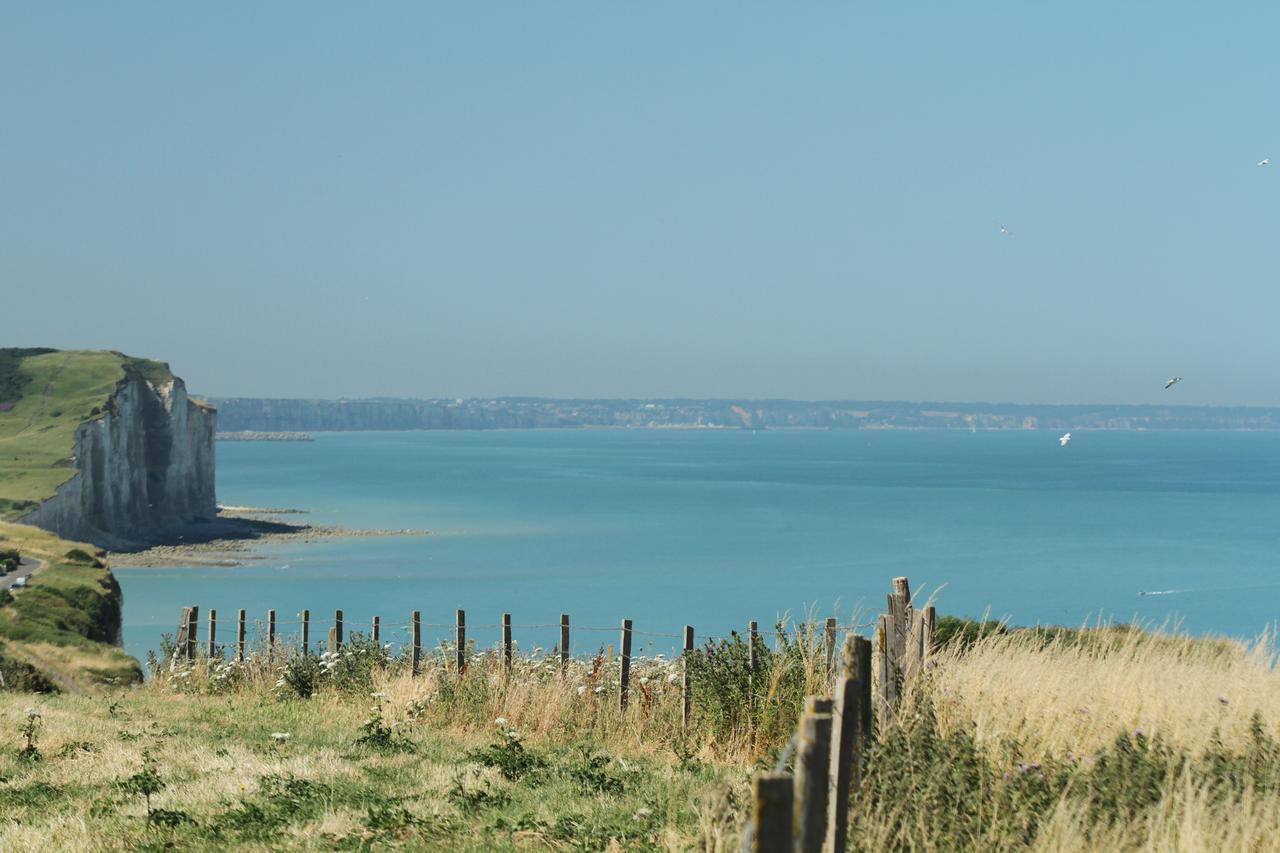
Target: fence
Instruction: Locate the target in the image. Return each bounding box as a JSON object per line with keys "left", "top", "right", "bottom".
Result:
{"left": 744, "top": 576, "right": 936, "bottom": 853}
{"left": 169, "top": 603, "right": 873, "bottom": 726}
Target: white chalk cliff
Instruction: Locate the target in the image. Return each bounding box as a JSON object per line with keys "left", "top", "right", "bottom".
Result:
{"left": 21, "top": 366, "right": 217, "bottom": 545}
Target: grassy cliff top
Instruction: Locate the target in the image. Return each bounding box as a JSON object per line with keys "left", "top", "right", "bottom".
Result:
{"left": 0, "top": 349, "right": 178, "bottom": 518}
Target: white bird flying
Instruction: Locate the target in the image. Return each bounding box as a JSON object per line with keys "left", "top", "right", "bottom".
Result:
{"left": 999, "top": 225, "right": 1009, "bottom": 235}
{"left": 1059, "top": 432, "right": 1071, "bottom": 446}
{"left": 1259, "top": 159, "right": 1270, "bottom": 167}
{"left": 1165, "top": 376, "right": 1182, "bottom": 389}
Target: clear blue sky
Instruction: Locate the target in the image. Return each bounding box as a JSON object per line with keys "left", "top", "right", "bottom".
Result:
{"left": 4, "top": 3, "right": 1279, "bottom": 404}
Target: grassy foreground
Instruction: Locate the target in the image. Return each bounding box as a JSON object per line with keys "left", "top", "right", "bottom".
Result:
{"left": 3, "top": 619, "right": 1280, "bottom": 850}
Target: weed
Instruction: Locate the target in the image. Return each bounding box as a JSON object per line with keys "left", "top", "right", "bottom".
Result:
{"left": 18, "top": 707, "right": 41, "bottom": 761}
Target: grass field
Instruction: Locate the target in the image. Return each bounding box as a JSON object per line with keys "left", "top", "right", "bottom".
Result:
{"left": 2, "top": 617, "right": 1279, "bottom": 850}
{"left": 0, "top": 349, "right": 130, "bottom": 519}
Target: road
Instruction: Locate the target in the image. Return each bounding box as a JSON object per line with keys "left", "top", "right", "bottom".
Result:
{"left": 2, "top": 555, "right": 45, "bottom": 590}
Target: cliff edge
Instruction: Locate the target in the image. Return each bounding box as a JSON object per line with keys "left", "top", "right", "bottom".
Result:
{"left": 0, "top": 349, "right": 216, "bottom": 547}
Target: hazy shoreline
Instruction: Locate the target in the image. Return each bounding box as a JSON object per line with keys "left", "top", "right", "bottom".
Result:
{"left": 108, "top": 506, "right": 429, "bottom": 568}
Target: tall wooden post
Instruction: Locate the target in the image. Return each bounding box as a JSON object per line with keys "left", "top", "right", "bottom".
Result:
{"left": 748, "top": 620, "right": 759, "bottom": 709}
{"left": 334, "top": 609, "right": 344, "bottom": 651}
{"left": 855, "top": 636, "right": 874, "bottom": 762}
{"left": 502, "top": 612, "right": 512, "bottom": 671}
{"left": 826, "top": 671, "right": 860, "bottom": 853}
{"left": 185, "top": 606, "right": 199, "bottom": 660}
{"left": 175, "top": 606, "right": 192, "bottom": 662}
{"left": 455, "top": 609, "right": 466, "bottom": 674}
{"left": 618, "top": 618, "right": 633, "bottom": 710}
{"left": 922, "top": 605, "right": 936, "bottom": 663}
{"left": 371, "top": 615, "right": 380, "bottom": 646}
{"left": 682, "top": 625, "right": 694, "bottom": 729}
{"left": 236, "top": 608, "right": 246, "bottom": 662}
{"left": 267, "top": 609, "right": 276, "bottom": 654}
{"left": 824, "top": 617, "right": 837, "bottom": 677}
{"left": 411, "top": 610, "right": 421, "bottom": 676}
{"left": 752, "top": 773, "right": 794, "bottom": 853}
{"left": 794, "top": 698, "right": 833, "bottom": 853}
{"left": 300, "top": 609, "right": 310, "bottom": 655}
{"left": 207, "top": 609, "right": 217, "bottom": 658}
{"left": 559, "top": 614, "right": 570, "bottom": 678}
{"left": 876, "top": 613, "right": 893, "bottom": 721}
{"left": 328, "top": 627, "right": 335, "bottom": 654}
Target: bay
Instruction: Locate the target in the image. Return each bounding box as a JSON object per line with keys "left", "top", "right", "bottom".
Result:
{"left": 116, "top": 429, "right": 1280, "bottom": 664}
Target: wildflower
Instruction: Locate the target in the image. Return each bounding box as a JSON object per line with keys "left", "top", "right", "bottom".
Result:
{"left": 25, "top": 707, "right": 39, "bottom": 717}
{"left": 633, "top": 807, "right": 653, "bottom": 820}
{"left": 577, "top": 686, "right": 588, "bottom": 697}
{"left": 494, "top": 717, "right": 509, "bottom": 727}
{"left": 639, "top": 677, "right": 650, "bottom": 685}
{"left": 594, "top": 686, "right": 606, "bottom": 694}
{"left": 667, "top": 674, "right": 679, "bottom": 685}
{"left": 370, "top": 692, "right": 386, "bottom": 699}
{"left": 506, "top": 731, "right": 520, "bottom": 740}
{"left": 270, "top": 732, "right": 291, "bottom": 741}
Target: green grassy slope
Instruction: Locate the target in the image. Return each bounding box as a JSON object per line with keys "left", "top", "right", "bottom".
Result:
{"left": 0, "top": 349, "right": 181, "bottom": 520}
{"left": 0, "top": 521, "right": 141, "bottom": 690}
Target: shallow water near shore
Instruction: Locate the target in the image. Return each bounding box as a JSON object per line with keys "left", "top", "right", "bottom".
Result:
{"left": 116, "top": 429, "right": 1280, "bottom": 663}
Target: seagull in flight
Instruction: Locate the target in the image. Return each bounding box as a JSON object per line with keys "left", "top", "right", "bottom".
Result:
{"left": 999, "top": 225, "right": 1009, "bottom": 236}
{"left": 1259, "top": 159, "right": 1271, "bottom": 167}
{"left": 1059, "top": 432, "right": 1071, "bottom": 447}
{"left": 1164, "top": 376, "right": 1182, "bottom": 390}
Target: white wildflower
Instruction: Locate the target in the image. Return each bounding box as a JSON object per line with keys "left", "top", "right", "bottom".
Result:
{"left": 370, "top": 691, "right": 386, "bottom": 699}
{"left": 594, "top": 686, "right": 606, "bottom": 694}
{"left": 634, "top": 807, "right": 653, "bottom": 820}
{"left": 577, "top": 686, "right": 588, "bottom": 697}
{"left": 494, "top": 717, "right": 508, "bottom": 727}
{"left": 270, "top": 732, "right": 291, "bottom": 741}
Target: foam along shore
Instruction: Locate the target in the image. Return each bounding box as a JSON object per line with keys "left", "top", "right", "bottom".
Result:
{"left": 106, "top": 506, "right": 429, "bottom": 567}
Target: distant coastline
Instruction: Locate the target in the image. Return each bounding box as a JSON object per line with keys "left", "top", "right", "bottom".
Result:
{"left": 208, "top": 396, "right": 1280, "bottom": 433}
{"left": 216, "top": 430, "right": 313, "bottom": 442}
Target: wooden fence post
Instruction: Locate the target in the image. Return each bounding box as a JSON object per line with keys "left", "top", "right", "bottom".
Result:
{"left": 682, "top": 625, "right": 694, "bottom": 729}
{"left": 559, "top": 614, "right": 570, "bottom": 678}
{"left": 826, "top": 671, "right": 860, "bottom": 853}
{"left": 618, "top": 618, "right": 633, "bottom": 710}
{"left": 334, "top": 609, "right": 344, "bottom": 651}
{"left": 236, "top": 608, "right": 246, "bottom": 662}
{"left": 267, "top": 609, "right": 276, "bottom": 654}
{"left": 922, "top": 605, "right": 936, "bottom": 664}
{"left": 328, "top": 627, "right": 335, "bottom": 654}
{"left": 186, "top": 606, "right": 199, "bottom": 660}
{"left": 794, "top": 698, "right": 833, "bottom": 853}
{"left": 411, "top": 610, "right": 421, "bottom": 677}
{"left": 752, "top": 772, "right": 794, "bottom": 853}
{"left": 502, "top": 612, "right": 512, "bottom": 671}
{"left": 207, "top": 609, "right": 217, "bottom": 658}
{"left": 456, "top": 609, "right": 466, "bottom": 674}
{"left": 855, "top": 636, "right": 874, "bottom": 772}
{"left": 300, "top": 609, "right": 309, "bottom": 655}
{"left": 372, "top": 615, "right": 380, "bottom": 646}
{"left": 175, "top": 606, "right": 191, "bottom": 662}
{"left": 876, "top": 613, "right": 892, "bottom": 722}
{"left": 824, "top": 617, "right": 837, "bottom": 677}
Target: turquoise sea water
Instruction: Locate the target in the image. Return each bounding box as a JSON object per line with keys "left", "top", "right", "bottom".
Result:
{"left": 116, "top": 430, "right": 1280, "bottom": 664}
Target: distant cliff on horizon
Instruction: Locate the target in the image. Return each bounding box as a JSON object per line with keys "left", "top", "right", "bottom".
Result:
{"left": 209, "top": 396, "right": 1280, "bottom": 432}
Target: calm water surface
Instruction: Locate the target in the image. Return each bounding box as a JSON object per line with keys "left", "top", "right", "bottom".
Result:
{"left": 116, "top": 430, "right": 1280, "bottom": 663}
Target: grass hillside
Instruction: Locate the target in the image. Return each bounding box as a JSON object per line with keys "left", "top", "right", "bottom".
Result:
{"left": 0, "top": 349, "right": 131, "bottom": 519}
{"left": 0, "top": 522, "right": 141, "bottom": 692}
{"left": 0, "top": 619, "right": 1277, "bottom": 850}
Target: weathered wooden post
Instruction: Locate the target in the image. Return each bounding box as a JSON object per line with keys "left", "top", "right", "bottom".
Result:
{"left": 752, "top": 772, "right": 794, "bottom": 853}
{"left": 559, "top": 614, "right": 570, "bottom": 678}
{"left": 794, "top": 697, "right": 833, "bottom": 853}
{"left": 411, "top": 610, "right": 421, "bottom": 676}
{"left": 876, "top": 613, "right": 892, "bottom": 720}
{"left": 371, "top": 615, "right": 380, "bottom": 646}
{"left": 185, "top": 606, "right": 199, "bottom": 660}
{"left": 236, "top": 608, "right": 246, "bottom": 662}
{"left": 618, "top": 618, "right": 633, "bottom": 710}
{"left": 922, "top": 605, "right": 936, "bottom": 664}
{"left": 175, "top": 606, "right": 192, "bottom": 662}
{"left": 207, "top": 609, "right": 217, "bottom": 658}
{"left": 824, "top": 617, "right": 837, "bottom": 677}
{"left": 682, "top": 625, "right": 694, "bottom": 729}
{"left": 334, "top": 609, "right": 344, "bottom": 652}
{"left": 327, "top": 627, "right": 335, "bottom": 654}
{"left": 826, "top": 649, "right": 861, "bottom": 853}
{"left": 502, "top": 612, "right": 513, "bottom": 671}
{"left": 267, "top": 609, "right": 276, "bottom": 654}
{"left": 748, "top": 620, "right": 759, "bottom": 711}
{"left": 455, "top": 609, "right": 466, "bottom": 674}
{"left": 300, "top": 609, "right": 310, "bottom": 655}
{"left": 855, "top": 636, "right": 874, "bottom": 768}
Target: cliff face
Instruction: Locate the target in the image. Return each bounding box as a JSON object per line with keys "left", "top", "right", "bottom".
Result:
{"left": 21, "top": 366, "right": 216, "bottom": 546}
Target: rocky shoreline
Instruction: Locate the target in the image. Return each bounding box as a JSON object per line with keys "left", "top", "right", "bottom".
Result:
{"left": 107, "top": 506, "right": 428, "bottom": 568}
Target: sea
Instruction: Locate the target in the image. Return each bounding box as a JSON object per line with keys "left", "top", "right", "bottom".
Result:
{"left": 115, "top": 429, "right": 1280, "bottom": 664}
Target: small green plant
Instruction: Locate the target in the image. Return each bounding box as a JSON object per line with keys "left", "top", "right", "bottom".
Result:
{"left": 18, "top": 707, "right": 42, "bottom": 761}
{"left": 565, "top": 747, "right": 625, "bottom": 795}
{"left": 446, "top": 771, "right": 510, "bottom": 810}
{"left": 468, "top": 721, "right": 547, "bottom": 782}
{"left": 119, "top": 750, "right": 192, "bottom": 829}
{"left": 276, "top": 653, "right": 324, "bottom": 699}
{"left": 355, "top": 694, "right": 414, "bottom": 753}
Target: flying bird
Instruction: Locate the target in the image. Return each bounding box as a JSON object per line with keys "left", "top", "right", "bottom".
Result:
{"left": 1259, "top": 159, "right": 1270, "bottom": 167}
{"left": 1165, "top": 376, "right": 1182, "bottom": 390}
{"left": 1059, "top": 432, "right": 1071, "bottom": 447}
{"left": 999, "top": 226, "right": 1009, "bottom": 235}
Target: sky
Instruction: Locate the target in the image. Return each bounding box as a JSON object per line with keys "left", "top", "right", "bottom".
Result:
{"left": 3, "top": 3, "right": 1280, "bottom": 405}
